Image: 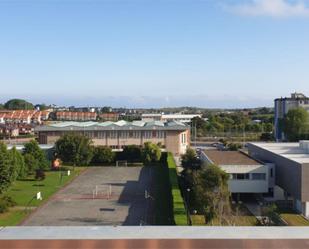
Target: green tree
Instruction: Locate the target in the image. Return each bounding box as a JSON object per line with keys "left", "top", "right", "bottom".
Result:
{"left": 141, "top": 142, "right": 161, "bottom": 165}
{"left": 92, "top": 146, "right": 115, "bottom": 164}
{"left": 181, "top": 148, "right": 200, "bottom": 169}
{"left": 23, "top": 140, "right": 49, "bottom": 173}
{"left": 283, "top": 107, "right": 309, "bottom": 141}
{"left": 55, "top": 133, "right": 94, "bottom": 166}
{"left": 4, "top": 99, "right": 34, "bottom": 110}
{"left": 9, "top": 147, "right": 26, "bottom": 180}
{"left": 0, "top": 143, "right": 12, "bottom": 193}
{"left": 23, "top": 154, "right": 39, "bottom": 175}
{"left": 191, "top": 164, "right": 231, "bottom": 224}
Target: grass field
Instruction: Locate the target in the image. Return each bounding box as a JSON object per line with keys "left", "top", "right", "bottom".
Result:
{"left": 0, "top": 167, "right": 86, "bottom": 226}
{"left": 191, "top": 204, "right": 258, "bottom": 226}
{"left": 279, "top": 210, "right": 309, "bottom": 226}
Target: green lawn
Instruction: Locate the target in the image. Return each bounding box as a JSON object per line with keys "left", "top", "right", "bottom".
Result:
{"left": 191, "top": 204, "right": 258, "bottom": 226}
{"left": 280, "top": 212, "right": 309, "bottom": 226}
{"left": 0, "top": 167, "right": 86, "bottom": 226}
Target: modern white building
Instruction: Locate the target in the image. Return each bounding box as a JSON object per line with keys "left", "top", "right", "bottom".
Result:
{"left": 141, "top": 113, "right": 202, "bottom": 123}
{"left": 200, "top": 150, "right": 275, "bottom": 194}
{"left": 248, "top": 141, "right": 309, "bottom": 218}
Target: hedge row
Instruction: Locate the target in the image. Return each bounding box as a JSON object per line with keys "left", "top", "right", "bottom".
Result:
{"left": 167, "top": 153, "right": 187, "bottom": 225}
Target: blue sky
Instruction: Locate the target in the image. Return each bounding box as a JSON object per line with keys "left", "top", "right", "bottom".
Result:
{"left": 1, "top": 0, "right": 309, "bottom": 108}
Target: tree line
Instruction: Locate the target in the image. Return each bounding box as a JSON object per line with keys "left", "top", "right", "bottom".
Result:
{"left": 54, "top": 133, "right": 162, "bottom": 166}
{"left": 0, "top": 140, "right": 49, "bottom": 194}
{"left": 192, "top": 112, "right": 274, "bottom": 139}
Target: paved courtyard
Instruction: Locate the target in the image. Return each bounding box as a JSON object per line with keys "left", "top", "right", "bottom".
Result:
{"left": 22, "top": 167, "right": 154, "bottom": 226}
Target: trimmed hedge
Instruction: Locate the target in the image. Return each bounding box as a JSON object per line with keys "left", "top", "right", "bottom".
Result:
{"left": 167, "top": 153, "right": 187, "bottom": 225}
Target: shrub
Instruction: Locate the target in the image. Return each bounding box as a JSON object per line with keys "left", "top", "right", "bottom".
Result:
{"left": 35, "top": 169, "right": 46, "bottom": 181}
{"left": 0, "top": 195, "right": 16, "bottom": 213}
{"left": 227, "top": 143, "right": 242, "bottom": 151}
{"left": 91, "top": 146, "right": 115, "bottom": 164}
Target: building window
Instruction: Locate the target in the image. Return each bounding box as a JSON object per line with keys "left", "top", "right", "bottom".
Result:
{"left": 181, "top": 133, "right": 186, "bottom": 144}
{"left": 231, "top": 173, "right": 250, "bottom": 180}
{"left": 152, "top": 131, "right": 157, "bottom": 138}
{"left": 270, "top": 168, "right": 273, "bottom": 178}
{"left": 144, "top": 131, "right": 151, "bottom": 139}
{"left": 109, "top": 131, "right": 117, "bottom": 139}
{"left": 252, "top": 173, "right": 266, "bottom": 180}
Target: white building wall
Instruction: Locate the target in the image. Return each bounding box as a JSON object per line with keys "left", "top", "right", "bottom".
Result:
{"left": 228, "top": 180, "right": 268, "bottom": 193}
{"left": 220, "top": 164, "right": 269, "bottom": 193}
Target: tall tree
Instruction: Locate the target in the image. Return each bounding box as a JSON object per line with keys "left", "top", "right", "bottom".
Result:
{"left": 55, "top": 133, "right": 93, "bottom": 166}
{"left": 23, "top": 140, "right": 49, "bottom": 173}
{"left": 181, "top": 148, "right": 200, "bottom": 169}
{"left": 0, "top": 143, "right": 12, "bottom": 193}
{"left": 283, "top": 107, "right": 309, "bottom": 141}
{"left": 141, "top": 142, "right": 161, "bottom": 165}
{"left": 4, "top": 99, "right": 34, "bottom": 110}
{"left": 9, "top": 147, "right": 27, "bottom": 179}
{"left": 191, "top": 164, "right": 231, "bottom": 224}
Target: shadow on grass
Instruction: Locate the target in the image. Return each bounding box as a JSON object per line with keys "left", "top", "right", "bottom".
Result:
{"left": 18, "top": 179, "right": 36, "bottom": 182}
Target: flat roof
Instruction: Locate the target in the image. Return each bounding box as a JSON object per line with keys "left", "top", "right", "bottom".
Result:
{"left": 35, "top": 121, "right": 189, "bottom": 132}
{"left": 204, "top": 150, "right": 261, "bottom": 165}
{"left": 249, "top": 142, "right": 309, "bottom": 164}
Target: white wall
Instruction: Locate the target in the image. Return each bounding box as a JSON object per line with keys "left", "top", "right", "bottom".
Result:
{"left": 303, "top": 202, "right": 309, "bottom": 218}
{"left": 228, "top": 179, "right": 268, "bottom": 193}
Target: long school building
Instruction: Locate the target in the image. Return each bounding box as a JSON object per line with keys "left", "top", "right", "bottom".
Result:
{"left": 35, "top": 120, "right": 190, "bottom": 155}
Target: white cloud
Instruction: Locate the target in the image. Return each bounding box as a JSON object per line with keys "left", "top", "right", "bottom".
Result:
{"left": 225, "top": 0, "right": 309, "bottom": 17}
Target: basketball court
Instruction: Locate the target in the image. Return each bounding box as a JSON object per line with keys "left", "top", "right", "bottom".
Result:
{"left": 22, "top": 166, "right": 154, "bottom": 226}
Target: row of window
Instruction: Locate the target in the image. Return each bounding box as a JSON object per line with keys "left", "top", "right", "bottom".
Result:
{"left": 48, "top": 130, "right": 167, "bottom": 139}
{"left": 230, "top": 173, "right": 266, "bottom": 181}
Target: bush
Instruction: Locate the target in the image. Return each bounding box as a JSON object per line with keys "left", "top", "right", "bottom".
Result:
{"left": 35, "top": 169, "right": 46, "bottom": 181}
{"left": 91, "top": 146, "right": 115, "bottom": 164}
{"left": 0, "top": 195, "right": 16, "bottom": 213}
{"left": 227, "top": 143, "right": 242, "bottom": 151}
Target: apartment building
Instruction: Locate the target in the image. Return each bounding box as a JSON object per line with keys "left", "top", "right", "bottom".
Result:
{"left": 275, "top": 92, "right": 309, "bottom": 140}
{"left": 35, "top": 120, "right": 190, "bottom": 155}
{"left": 98, "top": 112, "right": 119, "bottom": 122}
{"left": 0, "top": 110, "right": 50, "bottom": 124}
{"left": 55, "top": 111, "right": 97, "bottom": 121}
{"left": 201, "top": 150, "right": 275, "bottom": 195}
{"left": 247, "top": 141, "right": 309, "bottom": 218}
